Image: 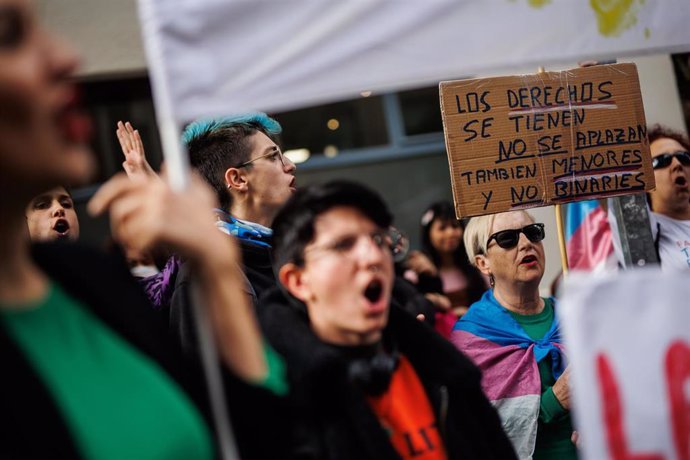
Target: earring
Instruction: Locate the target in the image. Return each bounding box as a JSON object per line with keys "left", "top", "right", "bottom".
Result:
{"left": 226, "top": 183, "right": 231, "bottom": 189}
{"left": 489, "top": 274, "right": 495, "bottom": 287}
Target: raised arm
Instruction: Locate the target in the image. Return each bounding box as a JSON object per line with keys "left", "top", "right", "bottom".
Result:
{"left": 116, "top": 121, "right": 158, "bottom": 181}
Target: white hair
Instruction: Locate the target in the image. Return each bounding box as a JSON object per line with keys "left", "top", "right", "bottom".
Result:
{"left": 463, "top": 210, "right": 536, "bottom": 266}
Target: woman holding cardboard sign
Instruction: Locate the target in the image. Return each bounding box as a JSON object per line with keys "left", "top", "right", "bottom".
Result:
{"left": 450, "top": 210, "right": 576, "bottom": 460}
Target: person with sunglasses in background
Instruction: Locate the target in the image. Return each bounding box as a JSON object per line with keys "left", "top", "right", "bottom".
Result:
{"left": 0, "top": 0, "right": 280, "bottom": 456}
{"left": 645, "top": 124, "right": 690, "bottom": 270}
{"left": 450, "top": 211, "right": 577, "bottom": 460}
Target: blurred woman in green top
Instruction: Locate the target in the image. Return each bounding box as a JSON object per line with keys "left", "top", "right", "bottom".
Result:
{"left": 0, "top": 0, "right": 278, "bottom": 457}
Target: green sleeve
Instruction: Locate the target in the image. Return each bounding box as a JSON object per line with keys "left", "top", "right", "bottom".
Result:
{"left": 540, "top": 385, "right": 566, "bottom": 423}
{"left": 249, "top": 342, "right": 289, "bottom": 396}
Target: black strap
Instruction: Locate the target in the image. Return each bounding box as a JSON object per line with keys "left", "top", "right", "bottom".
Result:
{"left": 654, "top": 221, "right": 661, "bottom": 262}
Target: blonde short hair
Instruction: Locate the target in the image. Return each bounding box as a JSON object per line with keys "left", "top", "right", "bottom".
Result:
{"left": 463, "top": 210, "right": 536, "bottom": 266}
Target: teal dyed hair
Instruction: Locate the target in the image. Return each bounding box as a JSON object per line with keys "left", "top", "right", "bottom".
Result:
{"left": 181, "top": 113, "right": 282, "bottom": 146}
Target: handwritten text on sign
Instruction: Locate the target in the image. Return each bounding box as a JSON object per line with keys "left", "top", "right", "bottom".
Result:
{"left": 439, "top": 63, "right": 654, "bottom": 218}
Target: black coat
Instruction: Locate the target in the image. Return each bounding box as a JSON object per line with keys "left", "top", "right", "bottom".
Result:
{"left": 239, "top": 239, "right": 277, "bottom": 303}
{"left": 167, "top": 237, "right": 291, "bottom": 459}
{"left": 0, "top": 243, "right": 203, "bottom": 458}
{"left": 0, "top": 243, "right": 284, "bottom": 460}
{"left": 170, "top": 238, "right": 276, "bottom": 354}
{"left": 257, "top": 287, "right": 517, "bottom": 460}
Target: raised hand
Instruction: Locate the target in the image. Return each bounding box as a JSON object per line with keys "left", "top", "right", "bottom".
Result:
{"left": 116, "top": 121, "right": 157, "bottom": 181}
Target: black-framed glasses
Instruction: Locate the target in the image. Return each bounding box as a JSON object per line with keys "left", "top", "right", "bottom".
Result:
{"left": 305, "top": 230, "right": 393, "bottom": 261}
{"left": 487, "top": 223, "right": 545, "bottom": 250}
{"left": 651, "top": 151, "right": 690, "bottom": 170}
{"left": 238, "top": 148, "right": 286, "bottom": 168}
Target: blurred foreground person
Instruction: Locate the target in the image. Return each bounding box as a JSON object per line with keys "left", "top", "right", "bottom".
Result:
{"left": 451, "top": 211, "right": 576, "bottom": 460}
{"left": 25, "top": 186, "right": 79, "bottom": 241}
{"left": 259, "top": 180, "right": 516, "bottom": 460}
{"left": 0, "top": 1, "right": 278, "bottom": 457}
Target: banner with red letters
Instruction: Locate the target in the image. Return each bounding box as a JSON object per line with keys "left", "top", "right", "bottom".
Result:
{"left": 560, "top": 268, "right": 690, "bottom": 460}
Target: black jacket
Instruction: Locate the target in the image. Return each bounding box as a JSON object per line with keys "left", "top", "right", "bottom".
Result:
{"left": 0, "top": 243, "right": 205, "bottom": 458}
{"left": 170, "top": 238, "right": 275, "bottom": 353}
{"left": 257, "top": 287, "right": 517, "bottom": 460}
{"left": 167, "top": 238, "right": 291, "bottom": 459}
{"left": 239, "top": 239, "right": 276, "bottom": 303}
{"left": 0, "top": 243, "right": 284, "bottom": 460}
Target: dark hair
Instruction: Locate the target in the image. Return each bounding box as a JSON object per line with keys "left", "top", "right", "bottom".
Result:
{"left": 60, "top": 185, "right": 73, "bottom": 197}
{"left": 646, "top": 124, "right": 690, "bottom": 210}
{"left": 183, "top": 114, "right": 282, "bottom": 211}
{"left": 419, "top": 200, "right": 486, "bottom": 303}
{"left": 272, "top": 180, "right": 393, "bottom": 271}
{"left": 648, "top": 124, "right": 690, "bottom": 151}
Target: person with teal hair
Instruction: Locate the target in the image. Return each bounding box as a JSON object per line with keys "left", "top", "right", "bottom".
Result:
{"left": 169, "top": 113, "right": 298, "bottom": 355}
{"left": 183, "top": 112, "right": 295, "bottom": 233}
{"left": 117, "top": 113, "right": 297, "bottom": 309}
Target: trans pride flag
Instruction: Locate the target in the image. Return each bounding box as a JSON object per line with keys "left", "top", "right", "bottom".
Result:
{"left": 450, "top": 290, "right": 565, "bottom": 458}
{"left": 565, "top": 200, "right": 614, "bottom": 271}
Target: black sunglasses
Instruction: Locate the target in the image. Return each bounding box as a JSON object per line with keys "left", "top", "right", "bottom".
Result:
{"left": 652, "top": 151, "right": 690, "bottom": 170}
{"left": 487, "top": 223, "right": 545, "bottom": 250}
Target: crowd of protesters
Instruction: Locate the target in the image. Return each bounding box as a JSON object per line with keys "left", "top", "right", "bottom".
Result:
{"left": 2, "top": 0, "right": 690, "bottom": 459}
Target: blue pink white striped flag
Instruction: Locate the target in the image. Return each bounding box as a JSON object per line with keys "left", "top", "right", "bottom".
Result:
{"left": 565, "top": 200, "right": 615, "bottom": 271}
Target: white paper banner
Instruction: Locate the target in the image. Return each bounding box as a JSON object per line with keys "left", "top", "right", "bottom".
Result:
{"left": 560, "top": 268, "right": 690, "bottom": 460}
{"left": 137, "top": 0, "right": 690, "bottom": 124}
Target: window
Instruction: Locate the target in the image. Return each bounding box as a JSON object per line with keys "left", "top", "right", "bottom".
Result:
{"left": 672, "top": 53, "right": 690, "bottom": 136}
{"left": 79, "top": 76, "right": 162, "bottom": 184}
{"left": 397, "top": 86, "right": 443, "bottom": 137}
{"left": 271, "top": 96, "right": 388, "bottom": 159}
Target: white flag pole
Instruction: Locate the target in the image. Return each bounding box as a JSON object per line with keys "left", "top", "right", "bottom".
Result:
{"left": 137, "top": 1, "right": 240, "bottom": 459}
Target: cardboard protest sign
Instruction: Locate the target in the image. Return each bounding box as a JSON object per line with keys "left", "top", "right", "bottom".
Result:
{"left": 440, "top": 64, "right": 655, "bottom": 218}
{"left": 559, "top": 269, "right": 690, "bottom": 460}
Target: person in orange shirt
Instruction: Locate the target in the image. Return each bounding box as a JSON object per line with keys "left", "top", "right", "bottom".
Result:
{"left": 258, "top": 180, "right": 516, "bottom": 460}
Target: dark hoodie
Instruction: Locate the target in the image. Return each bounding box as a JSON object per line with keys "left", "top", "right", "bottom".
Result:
{"left": 256, "top": 287, "right": 517, "bottom": 460}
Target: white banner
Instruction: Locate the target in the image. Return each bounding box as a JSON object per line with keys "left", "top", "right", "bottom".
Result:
{"left": 559, "top": 268, "right": 690, "bottom": 460}
{"left": 137, "top": 0, "right": 690, "bottom": 124}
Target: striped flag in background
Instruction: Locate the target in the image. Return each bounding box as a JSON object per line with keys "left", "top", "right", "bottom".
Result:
{"left": 565, "top": 200, "right": 615, "bottom": 271}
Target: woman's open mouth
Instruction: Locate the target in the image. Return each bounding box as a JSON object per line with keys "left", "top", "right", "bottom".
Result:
{"left": 53, "top": 219, "right": 70, "bottom": 237}
{"left": 55, "top": 88, "right": 93, "bottom": 145}
{"left": 520, "top": 255, "right": 538, "bottom": 266}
